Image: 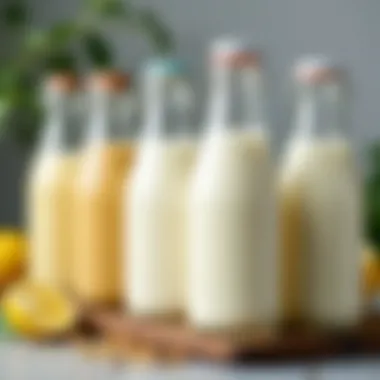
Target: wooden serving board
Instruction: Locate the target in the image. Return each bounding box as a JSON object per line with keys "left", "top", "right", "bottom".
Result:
{"left": 78, "top": 310, "right": 380, "bottom": 363}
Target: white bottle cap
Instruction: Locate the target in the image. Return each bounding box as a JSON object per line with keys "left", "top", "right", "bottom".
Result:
{"left": 43, "top": 73, "right": 79, "bottom": 93}
{"left": 87, "top": 71, "right": 132, "bottom": 93}
{"left": 210, "top": 36, "right": 261, "bottom": 67}
{"left": 294, "top": 55, "right": 342, "bottom": 84}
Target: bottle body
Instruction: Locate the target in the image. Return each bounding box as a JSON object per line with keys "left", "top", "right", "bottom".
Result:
{"left": 127, "top": 138, "right": 195, "bottom": 315}
{"left": 126, "top": 58, "right": 195, "bottom": 316}
{"left": 72, "top": 72, "right": 136, "bottom": 305}
{"left": 187, "top": 40, "right": 278, "bottom": 332}
{"left": 189, "top": 129, "right": 278, "bottom": 330}
{"left": 27, "top": 74, "right": 81, "bottom": 290}
{"left": 28, "top": 152, "right": 78, "bottom": 288}
{"left": 279, "top": 58, "right": 362, "bottom": 327}
{"left": 73, "top": 142, "right": 134, "bottom": 304}
{"left": 280, "top": 137, "right": 362, "bottom": 326}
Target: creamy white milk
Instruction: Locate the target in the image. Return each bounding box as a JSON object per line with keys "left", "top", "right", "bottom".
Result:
{"left": 188, "top": 129, "right": 278, "bottom": 330}
{"left": 127, "top": 138, "right": 196, "bottom": 315}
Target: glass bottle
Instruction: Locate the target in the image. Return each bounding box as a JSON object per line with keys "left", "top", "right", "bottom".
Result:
{"left": 279, "top": 57, "right": 362, "bottom": 327}
{"left": 126, "top": 57, "right": 195, "bottom": 317}
{"left": 188, "top": 38, "right": 278, "bottom": 334}
{"left": 27, "top": 73, "right": 83, "bottom": 290}
{"left": 72, "top": 71, "right": 136, "bottom": 306}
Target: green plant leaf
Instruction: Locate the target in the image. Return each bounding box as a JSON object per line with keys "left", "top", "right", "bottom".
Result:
{"left": 366, "top": 190, "right": 380, "bottom": 248}
{"left": 2, "top": 1, "right": 28, "bottom": 28}
{"left": 0, "top": 67, "right": 34, "bottom": 113}
{"left": 22, "top": 24, "right": 78, "bottom": 71}
{"left": 365, "top": 144, "right": 380, "bottom": 251}
{"left": 25, "top": 30, "right": 53, "bottom": 56}
{"left": 7, "top": 102, "right": 42, "bottom": 147}
{"left": 0, "top": 67, "right": 24, "bottom": 92}
{"left": 368, "top": 143, "right": 380, "bottom": 175}
{"left": 87, "top": 0, "right": 127, "bottom": 17}
{"left": 83, "top": 33, "right": 112, "bottom": 68}
{"left": 49, "top": 22, "right": 79, "bottom": 47}
{"left": 134, "top": 9, "right": 174, "bottom": 53}
{"left": 0, "top": 74, "right": 40, "bottom": 142}
{"left": 45, "top": 50, "right": 77, "bottom": 71}
{"left": 0, "top": 0, "right": 174, "bottom": 148}
{"left": 0, "top": 98, "right": 13, "bottom": 138}
{"left": 24, "top": 22, "right": 77, "bottom": 57}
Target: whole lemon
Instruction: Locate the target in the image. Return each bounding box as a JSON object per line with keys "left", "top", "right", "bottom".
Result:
{"left": 0, "top": 230, "right": 26, "bottom": 290}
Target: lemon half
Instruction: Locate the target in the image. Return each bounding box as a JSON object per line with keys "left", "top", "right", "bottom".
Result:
{"left": 2, "top": 281, "right": 76, "bottom": 339}
{"left": 0, "top": 230, "right": 26, "bottom": 290}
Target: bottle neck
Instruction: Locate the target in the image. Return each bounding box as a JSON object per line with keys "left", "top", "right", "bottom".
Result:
{"left": 294, "top": 83, "right": 344, "bottom": 140}
{"left": 208, "top": 65, "right": 264, "bottom": 132}
{"left": 144, "top": 74, "right": 191, "bottom": 139}
{"left": 87, "top": 91, "right": 136, "bottom": 143}
{"left": 39, "top": 93, "right": 83, "bottom": 155}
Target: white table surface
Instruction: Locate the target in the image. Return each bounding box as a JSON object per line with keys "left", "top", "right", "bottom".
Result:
{"left": 0, "top": 341, "right": 379, "bottom": 380}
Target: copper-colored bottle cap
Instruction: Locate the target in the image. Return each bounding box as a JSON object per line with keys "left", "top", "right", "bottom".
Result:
{"left": 44, "top": 72, "right": 80, "bottom": 93}
{"left": 210, "top": 37, "right": 261, "bottom": 68}
{"left": 294, "top": 57, "right": 342, "bottom": 85}
{"left": 88, "top": 71, "right": 132, "bottom": 93}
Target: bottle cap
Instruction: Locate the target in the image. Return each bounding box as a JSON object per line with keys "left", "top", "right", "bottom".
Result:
{"left": 44, "top": 72, "right": 79, "bottom": 93}
{"left": 143, "top": 57, "right": 192, "bottom": 108}
{"left": 210, "top": 36, "right": 261, "bottom": 67}
{"left": 294, "top": 56, "right": 342, "bottom": 85}
{"left": 87, "top": 70, "right": 132, "bottom": 93}
{"left": 143, "top": 57, "right": 187, "bottom": 78}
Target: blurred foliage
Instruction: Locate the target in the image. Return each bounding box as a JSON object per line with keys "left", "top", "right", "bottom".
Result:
{"left": 0, "top": 0, "right": 174, "bottom": 147}
{"left": 365, "top": 143, "right": 380, "bottom": 252}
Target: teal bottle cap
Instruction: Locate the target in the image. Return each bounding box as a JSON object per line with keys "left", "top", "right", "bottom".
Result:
{"left": 144, "top": 57, "right": 187, "bottom": 78}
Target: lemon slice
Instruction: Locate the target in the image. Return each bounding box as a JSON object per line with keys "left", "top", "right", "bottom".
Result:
{"left": 2, "top": 281, "right": 76, "bottom": 339}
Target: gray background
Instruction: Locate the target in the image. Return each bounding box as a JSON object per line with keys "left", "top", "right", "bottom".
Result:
{"left": 1, "top": 0, "right": 380, "bottom": 226}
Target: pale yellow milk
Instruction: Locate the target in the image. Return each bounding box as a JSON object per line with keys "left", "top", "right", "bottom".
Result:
{"left": 72, "top": 143, "right": 135, "bottom": 305}
{"left": 279, "top": 138, "right": 362, "bottom": 326}
{"left": 27, "top": 153, "right": 79, "bottom": 289}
